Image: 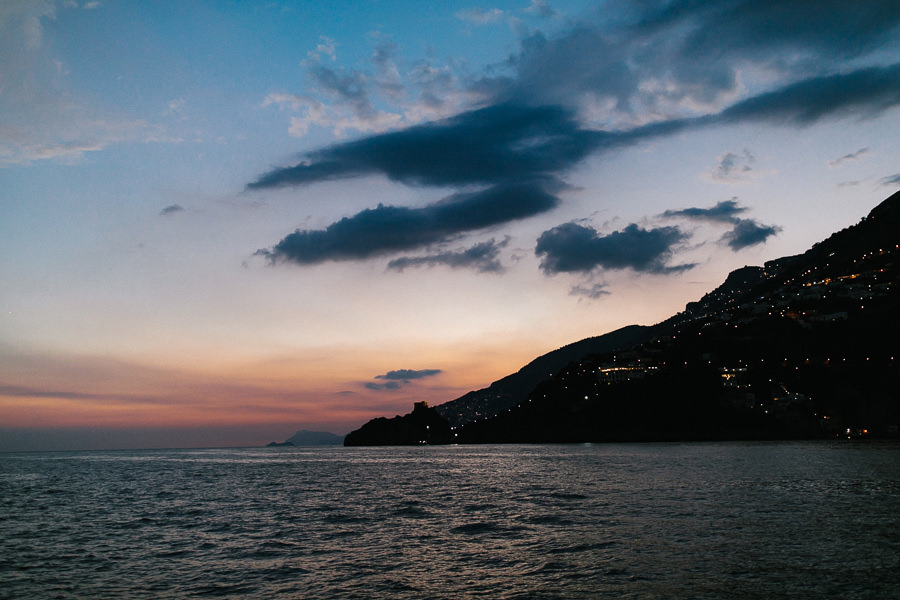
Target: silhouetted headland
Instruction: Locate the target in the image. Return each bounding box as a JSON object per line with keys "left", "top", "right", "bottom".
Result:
{"left": 344, "top": 401, "right": 451, "bottom": 446}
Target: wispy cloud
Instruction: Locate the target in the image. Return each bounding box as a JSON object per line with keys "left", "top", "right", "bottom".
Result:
{"left": 388, "top": 238, "right": 509, "bottom": 273}
{"left": 570, "top": 282, "right": 610, "bottom": 299}
{"left": 525, "top": 0, "right": 558, "bottom": 19}
{"left": 0, "top": 3, "right": 175, "bottom": 164}
{"left": 880, "top": 173, "right": 900, "bottom": 187}
{"left": 705, "top": 150, "right": 757, "bottom": 183}
{"left": 829, "top": 147, "right": 871, "bottom": 168}
{"left": 159, "top": 204, "right": 185, "bottom": 216}
{"left": 663, "top": 199, "right": 748, "bottom": 223}
{"left": 455, "top": 7, "right": 507, "bottom": 25}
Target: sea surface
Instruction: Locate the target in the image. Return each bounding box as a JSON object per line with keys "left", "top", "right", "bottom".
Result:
{"left": 2, "top": 442, "right": 899, "bottom": 599}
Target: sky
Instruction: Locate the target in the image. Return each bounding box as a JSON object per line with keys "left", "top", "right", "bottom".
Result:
{"left": 2, "top": 0, "right": 900, "bottom": 451}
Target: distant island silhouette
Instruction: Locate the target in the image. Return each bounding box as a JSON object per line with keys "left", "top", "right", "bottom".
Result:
{"left": 346, "top": 190, "right": 900, "bottom": 445}
{"left": 268, "top": 430, "right": 345, "bottom": 447}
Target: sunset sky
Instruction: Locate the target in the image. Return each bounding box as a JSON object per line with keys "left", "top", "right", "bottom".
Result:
{"left": 3, "top": 0, "right": 900, "bottom": 451}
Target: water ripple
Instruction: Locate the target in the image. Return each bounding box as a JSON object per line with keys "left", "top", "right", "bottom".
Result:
{"left": 2, "top": 442, "right": 899, "bottom": 599}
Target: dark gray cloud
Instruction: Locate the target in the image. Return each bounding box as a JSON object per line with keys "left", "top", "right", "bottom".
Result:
{"left": 376, "top": 369, "right": 442, "bottom": 380}
{"left": 387, "top": 238, "right": 509, "bottom": 273}
{"left": 488, "top": 1, "right": 900, "bottom": 114}
{"left": 248, "top": 104, "right": 601, "bottom": 189}
{"left": 160, "top": 204, "right": 184, "bottom": 216}
{"left": 663, "top": 199, "right": 748, "bottom": 223}
{"left": 251, "top": 64, "right": 900, "bottom": 195}
{"left": 662, "top": 199, "right": 780, "bottom": 250}
{"left": 256, "top": 181, "right": 559, "bottom": 264}
{"left": 721, "top": 219, "right": 781, "bottom": 250}
{"left": 365, "top": 368, "right": 442, "bottom": 391}
{"left": 630, "top": 0, "right": 900, "bottom": 74}
{"left": 716, "top": 63, "right": 900, "bottom": 126}
{"left": 535, "top": 222, "right": 693, "bottom": 275}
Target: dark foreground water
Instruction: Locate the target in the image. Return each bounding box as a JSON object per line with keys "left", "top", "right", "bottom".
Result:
{"left": 2, "top": 442, "right": 899, "bottom": 599}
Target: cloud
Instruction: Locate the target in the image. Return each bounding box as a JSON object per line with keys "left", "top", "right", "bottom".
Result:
{"left": 365, "top": 368, "right": 442, "bottom": 391}
{"left": 256, "top": 181, "right": 560, "bottom": 265}
{"left": 829, "top": 147, "right": 871, "bottom": 168}
{"left": 249, "top": 4, "right": 900, "bottom": 271}
{"left": 159, "top": 204, "right": 184, "bottom": 216}
{"left": 456, "top": 8, "right": 507, "bottom": 25}
{"left": 365, "top": 381, "right": 402, "bottom": 391}
{"left": 662, "top": 198, "right": 780, "bottom": 251}
{"left": 269, "top": 1, "right": 900, "bottom": 141}
{"left": 880, "top": 173, "right": 900, "bottom": 187}
{"left": 705, "top": 150, "right": 756, "bottom": 183}
{"left": 265, "top": 33, "right": 470, "bottom": 140}
{"left": 535, "top": 222, "right": 693, "bottom": 275}
{"left": 836, "top": 180, "right": 863, "bottom": 188}
{"left": 715, "top": 64, "right": 900, "bottom": 127}
{"left": 387, "top": 238, "right": 509, "bottom": 273}
{"left": 0, "top": 2, "right": 175, "bottom": 164}
{"left": 308, "top": 64, "right": 375, "bottom": 119}
{"left": 307, "top": 35, "right": 337, "bottom": 62}
{"left": 262, "top": 92, "right": 307, "bottom": 112}
{"left": 721, "top": 218, "right": 781, "bottom": 250}
{"left": 570, "top": 282, "right": 610, "bottom": 299}
{"left": 252, "top": 63, "right": 900, "bottom": 192}
{"left": 250, "top": 64, "right": 900, "bottom": 267}
{"left": 248, "top": 103, "right": 600, "bottom": 189}
{"left": 376, "top": 369, "right": 442, "bottom": 380}
{"left": 525, "top": 0, "right": 558, "bottom": 19}
{"left": 0, "top": 383, "right": 103, "bottom": 401}
{"left": 482, "top": 1, "right": 900, "bottom": 120}
{"left": 663, "top": 198, "right": 748, "bottom": 222}
{"left": 263, "top": 37, "right": 414, "bottom": 138}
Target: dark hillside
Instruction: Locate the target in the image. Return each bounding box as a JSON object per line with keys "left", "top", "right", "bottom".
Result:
{"left": 434, "top": 325, "right": 654, "bottom": 427}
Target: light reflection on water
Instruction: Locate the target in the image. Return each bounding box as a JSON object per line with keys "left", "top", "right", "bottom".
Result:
{"left": 2, "top": 442, "right": 899, "bottom": 599}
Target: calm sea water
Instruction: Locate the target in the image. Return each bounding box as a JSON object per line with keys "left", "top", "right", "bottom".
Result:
{"left": 2, "top": 442, "right": 899, "bottom": 599}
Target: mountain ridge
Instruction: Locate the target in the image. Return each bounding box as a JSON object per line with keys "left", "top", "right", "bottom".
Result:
{"left": 434, "top": 324, "right": 655, "bottom": 427}
{"left": 346, "top": 190, "right": 900, "bottom": 444}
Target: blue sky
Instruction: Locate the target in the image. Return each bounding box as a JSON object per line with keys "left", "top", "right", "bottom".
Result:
{"left": 2, "top": 0, "right": 899, "bottom": 451}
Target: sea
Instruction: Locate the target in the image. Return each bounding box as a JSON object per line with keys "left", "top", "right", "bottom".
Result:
{"left": 2, "top": 442, "right": 899, "bottom": 599}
